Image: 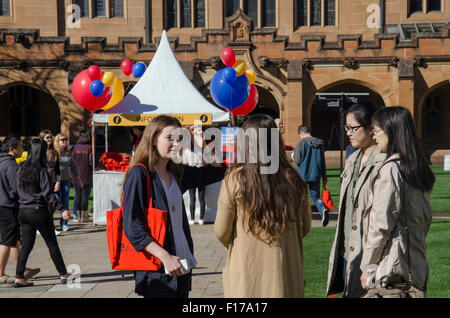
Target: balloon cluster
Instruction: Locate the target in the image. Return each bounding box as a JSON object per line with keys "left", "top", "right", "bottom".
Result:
{"left": 120, "top": 59, "right": 146, "bottom": 78}
{"left": 72, "top": 65, "right": 124, "bottom": 112}
{"left": 72, "top": 60, "right": 147, "bottom": 112}
{"left": 210, "top": 48, "right": 259, "bottom": 116}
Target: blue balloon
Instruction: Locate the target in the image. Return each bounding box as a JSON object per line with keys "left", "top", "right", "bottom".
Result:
{"left": 222, "top": 67, "right": 237, "bottom": 84}
{"left": 132, "top": 62, "right": 146, "bottom": 78}
{"left": 89, "top": 80, "right": 105, "bottom": 97}
{"left": 210, "top": 68, "right": 250, "bottom": 111}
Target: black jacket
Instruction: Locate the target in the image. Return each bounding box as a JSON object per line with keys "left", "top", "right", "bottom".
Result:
{"left": 17, "top": 166, "right": 62, "bottom": 211}
{"left": 0, "top": 153, "right": 19, "bottom": 209}
{"left": 122, "top": 163, "right": 226, "bottom": 298}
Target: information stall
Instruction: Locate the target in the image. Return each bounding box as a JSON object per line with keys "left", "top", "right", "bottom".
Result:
{"left": 91, "top": 31, "right": 229, "bottom": 225}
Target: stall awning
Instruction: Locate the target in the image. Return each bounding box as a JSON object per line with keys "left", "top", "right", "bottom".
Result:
{"left": 93, "top": 30, "right": 229, "bottom": 126}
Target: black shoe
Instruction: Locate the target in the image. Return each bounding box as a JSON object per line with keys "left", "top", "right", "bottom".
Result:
{"left": 322, "top": 209, "right": 329, "bottom": 227}
{"left": 24, "top": 267, "right": 41, "bottom": 280}
{"left": 13, "top": 281, "right": 34, "bottom": 288}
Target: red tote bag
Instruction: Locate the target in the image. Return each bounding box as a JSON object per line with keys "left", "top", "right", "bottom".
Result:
{"left": 106, "top": 164, "right": 167, "bottom": 271}
{"left": 321, "top": 181, "right": 335, "bottom": 211}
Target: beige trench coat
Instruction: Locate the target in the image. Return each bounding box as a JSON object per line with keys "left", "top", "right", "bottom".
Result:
{"left": 326, "top": 149, "right": 386, "bottom": 297}
{"left": 360, "top": 154, "right": 432, "bottom": 291}
{"left": 214, "top": 172, "right": 311, "bottom": 298}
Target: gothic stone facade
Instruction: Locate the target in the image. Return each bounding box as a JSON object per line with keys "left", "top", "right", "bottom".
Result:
{"left": 0, "top": 0, "right": 449, "bottom": 163}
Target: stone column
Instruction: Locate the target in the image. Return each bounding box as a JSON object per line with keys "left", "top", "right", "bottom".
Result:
{"left": 397, "top": 58, "right": 415, "bottom": 116}
{"left": 284, "top": 60, "right": 303, "bottom": 147}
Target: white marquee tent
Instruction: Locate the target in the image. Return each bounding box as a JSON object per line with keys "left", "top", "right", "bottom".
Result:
{"left": 91, "top": 30, "right": 226, "bottom": 225}
{"left": 93, "top": 30, "right": 229, "bottom": 125}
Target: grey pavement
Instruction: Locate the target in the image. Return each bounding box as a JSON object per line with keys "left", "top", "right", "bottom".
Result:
{"left": 0, "top": 213, "right": 334, "bottom": 298}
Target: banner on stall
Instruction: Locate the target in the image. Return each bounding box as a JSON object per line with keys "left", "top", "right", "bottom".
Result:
{"left": 108, "top": 113, "right": 212, "bottom": 126}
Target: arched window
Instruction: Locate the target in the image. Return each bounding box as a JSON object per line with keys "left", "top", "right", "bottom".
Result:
{"left": 296, "top": 0, "right": 336, "bottom": 28}
{"left": 0, "top": 0, "right": 11, "bottom": 16}
{"left": 409, "top": 0, "right": 423, "bottom": 13}
{"left": 423, "top": 95, "right": 443, "bottom": 137}
{"left": 228, "top": 0, "right": 276, "bottom": 28}
{"left": 73, "top": 0, "right": 124, "bottom": 18}
{"left": 409, "top": 0, "right": 442, "bottom": 14}
{"left": 226, "top": 0, "right": 240, "bottom": 17}
{"left": 166, "top": 0, "right": 206, "bottom": 28}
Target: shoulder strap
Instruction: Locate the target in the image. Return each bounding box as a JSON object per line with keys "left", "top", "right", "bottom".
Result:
{"left": 392, "top": 161, "right": 413, "bottom": 286}
{"left": 133, "top": 163, "right": 151, "bottom": 206}
{"left": 121, "top": 163, "right": 151, "bottom": 207}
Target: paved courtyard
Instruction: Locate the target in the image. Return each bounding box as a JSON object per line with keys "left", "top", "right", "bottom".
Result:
{"left": 0, "top": 214, "right": 333, "bottom": 298}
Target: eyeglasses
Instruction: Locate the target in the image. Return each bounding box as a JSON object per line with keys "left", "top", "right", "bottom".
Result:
{"left": 372, "top": 128, "right": 384, "bottom": 135}
{"left": 60, "top": 139, "right": 68, "bottom": 142}
{"left": 45, "top": 136, "right": 52, "bottom": 140}
{"left": 344, "top": 125, "right": 364, "bottom": 133}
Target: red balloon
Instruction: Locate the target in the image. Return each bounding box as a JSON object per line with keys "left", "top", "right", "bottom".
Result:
{"left": 221, "top": 48, "right": 236, "bottom": 67}
{"left": 87, "top": 65, "right": 101, "bottom": 81}
{"left": 231, "top": 85, "right": 258, "bottom": 116}
{"left": 72, "top": 70, "right": 113, "bottom": 111}
{"left": 121, "top": 59, "right": 133, "bottom": 76}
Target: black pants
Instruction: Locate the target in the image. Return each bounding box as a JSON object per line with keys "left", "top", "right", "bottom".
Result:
{"left": 75, "top": 184, "right": 92, "bottom": 211}
{"left": 16, "top": 207, "right": 67, "bottom": 279}
{"left": 0, "top": 206, "right": 20, "bottom": 247}
{"left": 188, "top": 186, "right": 206, "bottom": 220}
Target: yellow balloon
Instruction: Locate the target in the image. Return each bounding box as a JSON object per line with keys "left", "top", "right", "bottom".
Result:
{"left": 101, "top": 72, "right": 115, "bottom": 87}
{"left": 233, "top": 60, "right": 246, "bottom": 77}
{"left": 101, "top": 77, "right": 124, "bottom": 111}
{"left": 245, "top": 70, "right": 256, "bottom": 85}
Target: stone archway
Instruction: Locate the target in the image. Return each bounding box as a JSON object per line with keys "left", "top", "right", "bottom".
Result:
{"left": 418, "top": 80, "right": 450, "bottom": 150}
{"left": 309, "top": 81, "right": 385, "bottom": 150}
{"left": 0, "top": 83, "right": 61, "bottom": 138}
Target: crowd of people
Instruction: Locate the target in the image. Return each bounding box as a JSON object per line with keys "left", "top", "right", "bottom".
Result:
{"left": 0, "top": 129, "right": 93, "bottom": 287}
{"left": 0, "top": 103, "right": 435, "bottom": 299}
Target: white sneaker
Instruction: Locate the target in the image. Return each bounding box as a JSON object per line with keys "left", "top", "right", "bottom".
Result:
{"left": 188, "top": 220, "right": 195, "bottom": 225}
{"left": 36, "top": 230, "right": 41, "bottom": 236}
{"left": 198, "top": 219, "right": 204, "bottom": 225}
{"left": 55, "top": 230, "right": 61, "bottom": 236}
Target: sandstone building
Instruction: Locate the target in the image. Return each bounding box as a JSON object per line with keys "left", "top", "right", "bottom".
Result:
{"left": 0, "top": 0, "right": 449, "bottom": 162}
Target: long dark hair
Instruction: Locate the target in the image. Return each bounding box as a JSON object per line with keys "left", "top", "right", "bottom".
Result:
{"left": 227, "top": 114, "right": 308, "bottom": 245}
{"left": 77, "top": 130, "right": 91, "bottom": 145}
{"left": 19, "top": 139, "right": 48, "bottom": 190}
{"left": 372, "top": 106, "right": 435, "bottom": 192}
{"left": 346, "top": 101, "right": 381, "bottom": 127}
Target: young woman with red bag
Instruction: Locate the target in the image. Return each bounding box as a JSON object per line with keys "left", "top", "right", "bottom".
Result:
{"left": 121, "top": 115, "right": 226, "bottom": 298}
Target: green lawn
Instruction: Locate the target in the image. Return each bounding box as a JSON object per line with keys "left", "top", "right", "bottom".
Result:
{"left": 303, "top": 219, "right": 450, "bottom": 298}
{"left": 320, "top": 165, "right": 450, "bottom": 213}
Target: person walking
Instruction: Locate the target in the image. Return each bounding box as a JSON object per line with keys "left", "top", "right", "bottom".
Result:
{"left": 72, "top": 130, "right": 93, "bottom": 223}
{"left": 293, "top": 125, "right": 329, "bottom": 226}
{"left": 54, "top": 133, "right": 80, "bottom": 232}
{"left": 215, "top": 114, "right": 311, "bottom": 298}
{"left": 14, "top": 139, "right": 70, "bottom": 287}
{"left": 39, "top": 130, "right": 61, "bottom": 235}
{"left": 325, "top": 102, "right": 385, "bottom": 298}
{"left": 122, "top": 115, "right": 226, "bottom": 298}
{"left": 183, "top": 125, "right": 207, "bottom": 225}
{"left": 0, "top": 134, "right": 40, "bottom": 285}
{"left": 360, "top": 106, "right": 435, "bottom": 298}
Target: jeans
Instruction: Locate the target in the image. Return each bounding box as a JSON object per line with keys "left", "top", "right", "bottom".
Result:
{"left": 307, "top": 181, "right": 327, "bottom": 217}
{"left": 188, "top": 186, "right": 206, "bottom": 220}
{"left": 16, "top": 207, "right": 67, "bottom": 279}
{"left": 72, "top": 182, "right": 77, "bottom": 218}
{"left": 75, "top": 184, "right": 92, "bottom": 211}
{"left": 59, "top": 180, "right": 71, "bottom": 227}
